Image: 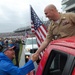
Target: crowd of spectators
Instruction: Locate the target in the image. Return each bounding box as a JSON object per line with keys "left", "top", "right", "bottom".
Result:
{"left": 0, "top": 38, "right": 21, "bottom": 66}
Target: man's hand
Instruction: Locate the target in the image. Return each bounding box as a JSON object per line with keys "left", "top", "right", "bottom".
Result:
{"left": 31, "top": 53, "right": 39, "bottom": 62}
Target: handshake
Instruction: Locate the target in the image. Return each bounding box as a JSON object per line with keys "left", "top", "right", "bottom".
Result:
{"left": 31, "top": 53, "right": 39, "bottom": 62}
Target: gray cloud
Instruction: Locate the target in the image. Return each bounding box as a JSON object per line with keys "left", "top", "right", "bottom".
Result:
{"left": 0, "top": 0, "right": 62, "bottom": 33}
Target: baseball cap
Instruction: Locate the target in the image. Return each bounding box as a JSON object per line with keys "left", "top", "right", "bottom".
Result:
{"left": 2, "top": 45, "right": 15, "bottom": 53}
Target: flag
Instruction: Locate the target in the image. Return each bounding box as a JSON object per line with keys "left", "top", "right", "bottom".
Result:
{"left": 30, "top": 6, "right": 47, "bottom": 59}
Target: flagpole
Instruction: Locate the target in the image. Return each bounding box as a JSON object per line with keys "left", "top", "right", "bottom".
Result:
{"left": 30, "top": 5, "right": 47, "bottom": 60}
{"left": 25, "top": 28, "right": 26, "bottom": 41}
{"left": 29, "top": 5, "right": 32, "bottom": 27}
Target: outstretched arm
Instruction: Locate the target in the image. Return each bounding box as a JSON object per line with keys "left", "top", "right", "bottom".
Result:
{"left": 35, "top": 38, "right": 50, "bottom": 56}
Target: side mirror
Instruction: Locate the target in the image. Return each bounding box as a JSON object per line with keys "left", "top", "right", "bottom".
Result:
{"left": 30, "top": 48, "right": 37, "bottom": 53}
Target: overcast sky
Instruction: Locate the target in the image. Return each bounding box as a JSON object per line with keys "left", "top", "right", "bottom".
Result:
{"left": 0, "top": 0, "right": 62, "bottom": 33}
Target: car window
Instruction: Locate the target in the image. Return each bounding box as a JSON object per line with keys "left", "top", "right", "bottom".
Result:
{"left": 25, "top": 38, "right": 37, "bottom": 45}
{"left": 43, "top": 50, "right": 68, "bottom": 75}
{"left": 33, "top": 39, "right": 37, "bottom": 44}
{"left": 26, "top": 39, "right": 32, "bottom": 45}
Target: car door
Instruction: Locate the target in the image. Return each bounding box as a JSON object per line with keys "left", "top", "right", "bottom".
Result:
{"left": 42, "top": 50, "right": 75, "bottom": 75}
{"left": 72, "top": 67, "right": 75, "bottom": 75}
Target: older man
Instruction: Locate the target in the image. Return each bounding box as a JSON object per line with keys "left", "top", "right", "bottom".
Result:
{"left": 0, "top": 45, "right": 38, "bottom": 75}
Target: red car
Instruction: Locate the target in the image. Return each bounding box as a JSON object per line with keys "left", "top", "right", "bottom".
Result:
{"left": 36, "top": 36, "right": 75, "bottom": 75}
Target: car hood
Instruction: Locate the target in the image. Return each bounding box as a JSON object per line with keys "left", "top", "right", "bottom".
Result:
{"left": 25, "top": 44, "right": 38, "bottom": 49}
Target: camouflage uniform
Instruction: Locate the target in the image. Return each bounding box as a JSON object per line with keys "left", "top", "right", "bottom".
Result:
{"left": 46, "top": 12, "right": 75, "bottom": 42}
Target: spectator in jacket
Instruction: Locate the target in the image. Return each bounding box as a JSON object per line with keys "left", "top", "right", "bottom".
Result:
{"left": 0, "top": 45, "right": 38, "bottom": 75}
{"left": 14, "top": 39, "right": 20, "bottom": 66}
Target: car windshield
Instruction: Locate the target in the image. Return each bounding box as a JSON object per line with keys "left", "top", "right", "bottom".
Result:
{"left": 25, "top": 38, "right": 37, "bottom": 45}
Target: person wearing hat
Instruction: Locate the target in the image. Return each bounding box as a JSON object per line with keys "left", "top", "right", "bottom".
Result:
{"left": 0, "top": 45, "right": 38, "bottom": 75}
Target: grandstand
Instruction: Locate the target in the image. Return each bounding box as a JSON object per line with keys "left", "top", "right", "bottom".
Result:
{"left": 0, "top": 26, "right": 33, "bottom": 38}
{"left": 0, "top": 21, "right": 50, "bottom": 38}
